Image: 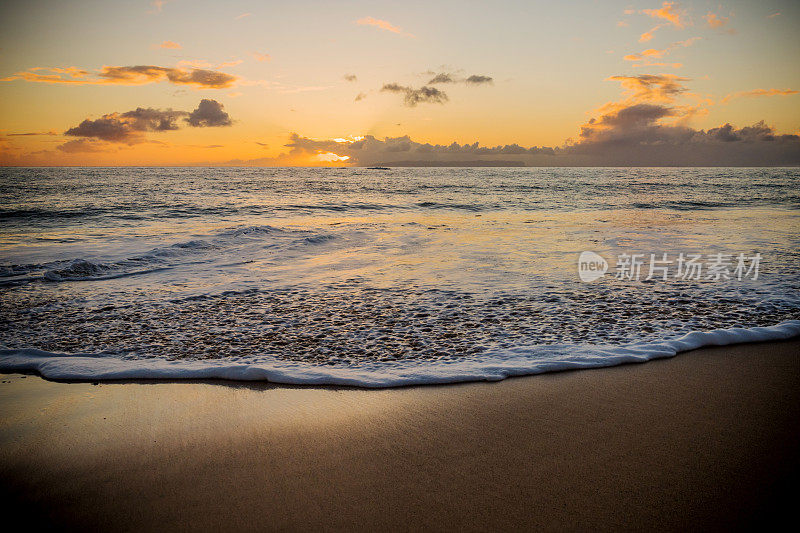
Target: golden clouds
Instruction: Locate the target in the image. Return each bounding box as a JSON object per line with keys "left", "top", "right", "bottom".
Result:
{"left": 722, "top": 89, "right": 799, "bottom": 104}
{"left": 642, "top": 2, "right": 688, "bottom": 28}
{"left": 356, "top": 17, "right": 414, "bottom": 37}
{"left": 1, "top": 65, "right": 238, "bottom": 89}
{"left": 638, "top": 2, "right": 689, "bottom": 42}
{"left": 623, "top": 37, "right": 699, "bottom": 68}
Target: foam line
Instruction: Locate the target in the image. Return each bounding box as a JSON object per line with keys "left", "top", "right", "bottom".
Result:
{"left": 2, "top": 321, "right": 798, "bottom": 388}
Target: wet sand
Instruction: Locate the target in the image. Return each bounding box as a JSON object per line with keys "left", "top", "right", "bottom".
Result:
{"left": 1, "top": 339, "right": 799, "bottom": 531}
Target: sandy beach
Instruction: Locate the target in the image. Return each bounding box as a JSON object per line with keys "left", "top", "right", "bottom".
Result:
{"left": 1, "top": 339, "right": 799, "bottom": 532}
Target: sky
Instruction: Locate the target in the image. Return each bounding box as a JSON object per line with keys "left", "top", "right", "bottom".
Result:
{"left": 0, "top": 0, "right": 798, "bottom": 166}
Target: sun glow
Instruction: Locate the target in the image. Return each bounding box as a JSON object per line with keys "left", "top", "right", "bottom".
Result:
{"left": 316, "top": 152, "right": 350, "bottom": 162}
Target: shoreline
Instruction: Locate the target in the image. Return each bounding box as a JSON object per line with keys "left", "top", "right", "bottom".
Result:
{"left": 3, "top": 320, "right": 799, "bottom": 387}
{"left": 1, "top": 339, "right": 799, "bottom": 531}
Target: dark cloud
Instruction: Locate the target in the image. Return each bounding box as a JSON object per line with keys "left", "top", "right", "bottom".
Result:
{"left": 382, "top": 72, "right": 492, "bottom": 105}
{"left": 567, "top": 108, "right": 800, "bottom": 166}
{"left": 427, "top": 73, "right": 493, "bottom": 85}
{"left": 427, "top": 73, "right": 455, "bottom": 84}
{"left": 275, "top": 119, "right": 800, "bottom": 167}
{"left": 120, "top": 107, "right": 189, "bottom": 131}
{"left": 343, "top": 74, "right": 358, "bottom": 82}
{"left": 354, "top": 92, "right": 367, "bottom": 102}
{"left": 64, "top": 115, "right": 142, "bottom": 143}
{"left": 560, "top": 74, "right": 800, "bottom": 165}
{"left": 282, "top": 133, "right": 554, "bottom": 166}
{"left": 186, "top": 99, "right": 232, "bottom": 127}
{"left": 465, "top": 74, "right": 493, "bottom": 85}
{"left": 381, "top": 83, "right": 448, "bottom": 106}
{"left": 62, "top": 100, "right": 232, "bottom": 150}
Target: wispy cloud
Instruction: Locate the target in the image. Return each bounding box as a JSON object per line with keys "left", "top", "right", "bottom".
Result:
{"left": 426, "top": 72, "right": 494, "bottom": 85}
{"left": 721, "top": 88, "right": 798, "bottom": 104}
{"left": 157, "top": 40, "right": 182, "bottom": 49}
{"left": 235, "top": 13, "right": 252, "bottom": 20}
{"left": 704, "top": 11, "right": 735, "bottom": 33}
{"left": 623, "top": 37, "right": 699, "bottom": 68}
{"left": 2, "top": 65, "right": 238, "bottom": 89}
{"left": 251, "top": 52, "right": 271, "bottom": 62}
{"left": 642, "top": 2, "right": 689, "bottom": 28}
{"left": 356, "top": 16, "right": 414, "bottom": 37}
{"left": 638, "top": 2, "right": 690, "bottom": 42}
{"left": 381, "top": 84, "right": 448, "bottom": 106}
{"left": 6, "top": 131, "right": 58, "bottom": 136}
{"left": 148, "top": 0, "right": 168, "bottom": 14}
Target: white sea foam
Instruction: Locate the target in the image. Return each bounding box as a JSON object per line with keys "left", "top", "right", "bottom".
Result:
{"left": 2, "top": 320, "right": 798, "bottom": 388}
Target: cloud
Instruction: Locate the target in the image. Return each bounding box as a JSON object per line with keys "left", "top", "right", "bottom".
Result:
{"left": 704, "top": 11, "right": 735, "bottom": 33}
{"left": 343, "top": 74, "right": 358, "bottom": 82}
{"left": 57, "top": 139, "right": 113, "bottom": 153}
{"left": 768, "top": 12, "right": 780, "bottom": 19}
{"left": 381, "top": 83, "right": 448, "bottom": 106}
{"left": 120, "top": 107, "right": 189, "bottom": 132}
{"left": 275, "top": 133, "right": 554, "bottom": 166}
{"left": 251, "top": 52, "right": 271, "bottom": 62}
{"left": 61, "top": 99, "right": 232, "bottom": 150}
{"left": 380, "top": 73, "right": 492, "bottom": 105}
{"left": 354, "top": 92, "right": 367, "bottom": 102}
{"left": 7, "top": 131, "right": 57, "bottom": 136}
{"left": 428, "top": 73, "right": 455, "bottom": 84}
{"left": 623, "top": 37, "right": 700, "bottom": 67}
{"left": 465, "top": 75, "right": 493, "bottom": 85}
{"left": 2, "top": 65, "right": 238, "bottom": 89}
{"left": 642, "top": 2, "right": 688, "bottom": 28}
{"left": 186, "top": 99, "right": 233, "bottom": 127}
{"left": 427, "top": 72, "right": 493, "bottom": 85}
{"left": 563, "top": 74, "right": 800, "bottom": 165}
{"left": 236, "top": 13, "right": 252, "bottom": 20}
{"left": 65, "top": 116, "right": 146, "bottom": 144}
{"left": 639, "top": 28, "right": 658, "bottom": 42}
{"left": 604, "top": 74, "right": 689, "bottom": 104}
{"left": 638, "top": 2, "right": 689, "bottom": 42}
{"left": 158, "top": 41, "right": 181, "bottom": 49}
{"left": 721, "top": 88, "right": 799, "bottom": 104}
{"left": 148, "top": 0, "right": 168, "bottom": 14}
{"left": 356, "top": 16, "right": 414, "bottom": 37}
{"left": 100, "top": 66, "right": 237, "bottom": 88}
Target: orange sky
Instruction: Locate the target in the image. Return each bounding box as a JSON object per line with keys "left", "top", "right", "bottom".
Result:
{"left": 1, "top": 0, "right": 798, "bottom": 166}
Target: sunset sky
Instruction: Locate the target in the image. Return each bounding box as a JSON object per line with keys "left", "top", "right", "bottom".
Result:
{"left": 1, "top": 0, "right": 798, "bottom": 166}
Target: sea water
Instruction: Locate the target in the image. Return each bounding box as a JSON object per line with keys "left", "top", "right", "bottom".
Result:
{"left": 1, "top": 167, "right": 798, "bottom": 386}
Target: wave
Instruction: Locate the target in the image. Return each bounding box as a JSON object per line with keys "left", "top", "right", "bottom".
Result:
{"left": 416, "top": 201, "right": 485, "bottom": 211}
{"left": 1, "top": 320, "right": 797, "bottom": 388}
{"left": 0, "top": 224, "right": 335, "bottom": 285}
{"left": 631, "top": 200, "right": 737, "bottom": 210}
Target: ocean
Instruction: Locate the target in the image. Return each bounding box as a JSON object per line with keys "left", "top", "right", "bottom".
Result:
{"left": 1, "top": 167, "right": 798, "bottom": 386}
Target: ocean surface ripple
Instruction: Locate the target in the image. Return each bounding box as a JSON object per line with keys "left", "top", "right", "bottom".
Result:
{"left": 1, "top": 167, "right": 798, "bottom": 386}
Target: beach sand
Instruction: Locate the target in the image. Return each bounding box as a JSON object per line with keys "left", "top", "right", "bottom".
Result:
{"left": 1, "top": 339, "right": 799, "bottom": 531}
